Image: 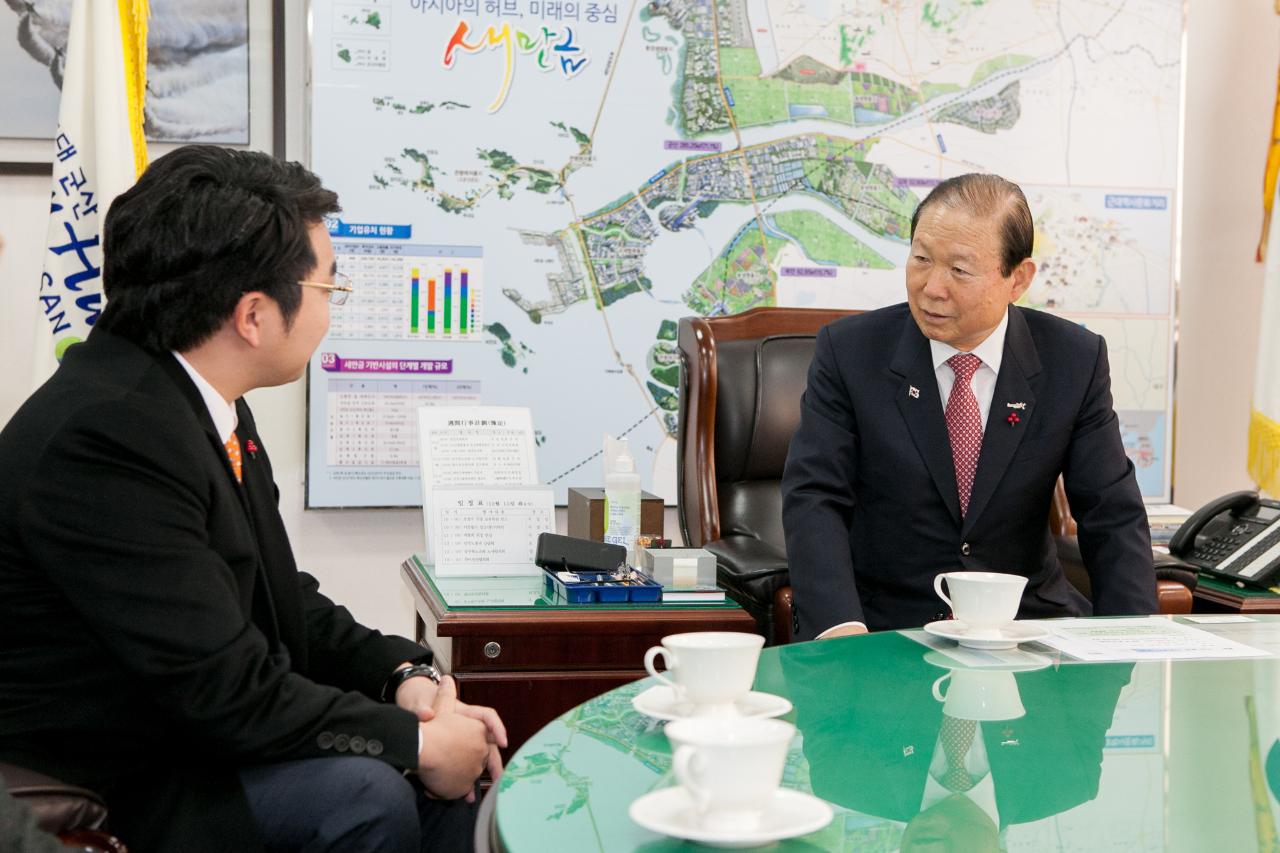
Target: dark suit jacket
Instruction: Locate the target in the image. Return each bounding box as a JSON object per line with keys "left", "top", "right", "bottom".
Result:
{"left": 0, "top": 330, "right": 427, "bottom": 852}
{"left": 781, "top": 304, "right": 1157, "bottom": 639}
{"left": 779, "top": 634, "right": 1134, "bottom": 827}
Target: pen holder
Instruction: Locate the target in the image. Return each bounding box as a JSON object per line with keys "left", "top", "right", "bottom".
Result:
{"left": 542, "top": 568, "right": 663, "bottom": 603}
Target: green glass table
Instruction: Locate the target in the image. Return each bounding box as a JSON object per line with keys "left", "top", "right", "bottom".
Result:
{"left": 494, "top": 616, "right": 1280, "bottom": 851}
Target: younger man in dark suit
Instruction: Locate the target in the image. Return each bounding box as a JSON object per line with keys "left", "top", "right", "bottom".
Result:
{"left": 781, "top": 173, "right": 1157, "bottom": 640}
{"left": 0, "top": 146, "right": 505, "bottom": 852}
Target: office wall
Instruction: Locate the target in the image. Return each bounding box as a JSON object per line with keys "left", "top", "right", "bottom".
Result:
{"left": 0, "top": 1, "right": 1276, "bottom": 637}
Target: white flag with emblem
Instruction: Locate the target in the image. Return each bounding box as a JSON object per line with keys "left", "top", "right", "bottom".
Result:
{"left": 35, "top": 0, "right": 149, "bottom": 382}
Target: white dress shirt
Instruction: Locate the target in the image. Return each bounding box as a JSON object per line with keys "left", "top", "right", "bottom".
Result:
{"left": 172, "top": 351, "right": 238, "bottom": 442}
{"left": 921, "top": 723, "right": 1001, "bottom": 831}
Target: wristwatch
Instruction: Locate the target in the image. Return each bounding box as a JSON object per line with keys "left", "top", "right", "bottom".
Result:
{"left": 381, "top": 662, "right": 442, "bottom": 701}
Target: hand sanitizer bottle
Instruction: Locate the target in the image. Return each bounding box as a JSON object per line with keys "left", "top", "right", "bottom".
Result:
{"left": 604, "top": 440, "right": 641, "bottom": 564}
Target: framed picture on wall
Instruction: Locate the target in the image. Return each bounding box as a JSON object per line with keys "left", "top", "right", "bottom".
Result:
{"left": 0, "top": 0, "right": 277, "bottom": 172}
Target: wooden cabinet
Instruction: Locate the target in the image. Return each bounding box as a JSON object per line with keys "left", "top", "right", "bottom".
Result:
{"left": 400, "top": 559, "right": 756, "bottom": 760}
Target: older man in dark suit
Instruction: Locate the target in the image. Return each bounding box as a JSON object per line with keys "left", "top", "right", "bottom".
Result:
{"left": 0, "top": 146, "right": 505, "bottom": 852}
{"left": 781, "top": 173, "right": 1158, "bottom": 640}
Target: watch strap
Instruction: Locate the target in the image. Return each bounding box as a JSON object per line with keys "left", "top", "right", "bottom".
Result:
{"left": 381, "top": 663, "right": 442, "bottom": 702}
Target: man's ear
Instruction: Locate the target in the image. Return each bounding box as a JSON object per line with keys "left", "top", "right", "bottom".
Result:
{"left": 231, "top": 292, "right": 270, "bottom": 348}
{"left": 1009, "top": 258, "right": 1036, "bottom": 302}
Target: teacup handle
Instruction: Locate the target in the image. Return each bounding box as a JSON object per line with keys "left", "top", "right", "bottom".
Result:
{"left": 931, "top": 673, "right": 950, "bottom": 702}
{"left": 643, "top": 646, "right": 680, "bottom": 692}
{"left": 672, "top": 746, "right": 711, "bottom": 813}
{"left": 933, "top": 575, "right": 953, "bottom": 612}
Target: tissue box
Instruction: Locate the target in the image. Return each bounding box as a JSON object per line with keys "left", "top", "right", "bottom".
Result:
{"left": 639, "top": 547, "right": 716, "bottom": 589}
{"left": 566, "top": 487, "right": 665, "bottom": 542}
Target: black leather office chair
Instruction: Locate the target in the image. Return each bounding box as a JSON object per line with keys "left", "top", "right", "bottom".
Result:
{"left": 676, "top": 307, "right": 1197, "bottom": 646}
{"left": 676, "top": 307, "right": 851, "bottom": 644}
{"left": 1049, "top": 479, "right": 1198, "bottom": 614}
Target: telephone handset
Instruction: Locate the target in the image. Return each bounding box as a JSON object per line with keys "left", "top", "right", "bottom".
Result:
{"left": 1168, "top": 490, "right": 1280, "bottom": 588}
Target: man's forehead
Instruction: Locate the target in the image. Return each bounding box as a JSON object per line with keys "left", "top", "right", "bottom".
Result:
{"left": 912, "top": 206, "right": 1002, "bottom": 257}
{"left": 308, "top": 222, "right": 337, "bottom": 271}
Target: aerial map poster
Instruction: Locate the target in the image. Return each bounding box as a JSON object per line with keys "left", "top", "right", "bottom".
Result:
{"left": 305, "top": 0, "right": 1182, "bottom": 508}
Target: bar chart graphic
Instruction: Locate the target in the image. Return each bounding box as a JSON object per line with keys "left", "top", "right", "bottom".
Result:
{"left": 329, "top": 241, "right": 483, "bottom": 341}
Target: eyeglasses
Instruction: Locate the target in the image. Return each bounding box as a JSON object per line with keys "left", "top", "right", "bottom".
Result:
{"left": 297, "top": 271, "right": 354, "bottom": 305}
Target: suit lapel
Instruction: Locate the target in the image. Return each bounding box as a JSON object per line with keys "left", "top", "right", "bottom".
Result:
{"left": 891, "top": 319, "right": 962, "bottom": 525}
{"left": 236, "top": 403, "right": 294, "bottom": 653}
{"left": 962, "top": 308, "right": 1041, "bottom": 537}
{"left": 155, "top": 353, "right": 254, "bottom": 511}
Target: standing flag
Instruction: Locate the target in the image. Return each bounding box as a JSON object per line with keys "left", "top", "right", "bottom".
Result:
{"left": 1253, "top": 176, "right": 1280, "bottom": 496}
{"left": 1260, "top": 51, "right": 1280, "bottom": 264}
{"left": 36, "top": 0, "right": 149, "bottom": 381}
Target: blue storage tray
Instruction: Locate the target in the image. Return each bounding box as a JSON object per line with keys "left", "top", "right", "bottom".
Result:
{"left": 544, "top": 568, "right": 663, "bottom": 603}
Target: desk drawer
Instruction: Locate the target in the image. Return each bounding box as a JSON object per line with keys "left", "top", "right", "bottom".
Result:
{"left": 451, "top": 633, "right": 662, "bottom": 671}
{"left": 455, "top": 670, "right": 643, "bottom": 760}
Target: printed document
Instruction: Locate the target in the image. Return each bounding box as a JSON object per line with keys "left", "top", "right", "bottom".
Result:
{"left": 1039, "top": 617, "right": 1270, "bottom": 662}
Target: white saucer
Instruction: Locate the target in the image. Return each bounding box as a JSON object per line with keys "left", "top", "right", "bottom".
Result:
{"left": 923, "top": 619, "right": 1051, "bottom": 650}
{"left": 631, "top": 685, "right": 792, "bottom": 721}
{"left": 629, "top": 786, "right": 832, "bottom": 848}
{"left": 921, "top": 649, "right": 1051, "bottom": 673}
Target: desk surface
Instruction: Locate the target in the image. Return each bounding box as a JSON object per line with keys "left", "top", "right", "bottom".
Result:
{"left": 405, "top": 554, "right": 741, "bottom": 613}
{"left": 495, "top": 616, "right": 1280, "bottom": 852}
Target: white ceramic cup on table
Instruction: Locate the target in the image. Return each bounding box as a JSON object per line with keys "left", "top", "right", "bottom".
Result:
{"left": 643, "top": 631, "right": 764, "bottom": 714}
{"left": 665, "top": 716, "right": 794, "bottom": 832}
{"left": 932, "top": 571, "right": 1027, "bottom": 637}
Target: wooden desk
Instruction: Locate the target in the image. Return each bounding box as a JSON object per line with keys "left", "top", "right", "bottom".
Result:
{"left": 1192, "top": 573, "right": 1280, "bottom": 613}
{"left": 400, "top": 557, "right": 756, "bottom": 760}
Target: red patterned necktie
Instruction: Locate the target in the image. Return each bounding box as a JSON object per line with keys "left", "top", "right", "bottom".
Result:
{"left": 945, "top": 354, "right": 983, "bottom": 516}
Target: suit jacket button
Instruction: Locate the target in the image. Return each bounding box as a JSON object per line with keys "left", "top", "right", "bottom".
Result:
{"left": 367, "top": 739, "right": 384, "bottom": 757}
{"left": 334, "top": 734, "right": 351, "bottom": 752}
{"left": 961, "top": 542, "right": 971, "bottom": 556}
{"left": 350, "top": 736, "right": 367, "bottom": 754}
{"left": 317, "top": 731, "right": 335, "bottom": 750}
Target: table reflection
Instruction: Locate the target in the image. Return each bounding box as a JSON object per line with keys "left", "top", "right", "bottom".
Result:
{"left": 778, "top": 634, "right": 1131, "bottom": 851}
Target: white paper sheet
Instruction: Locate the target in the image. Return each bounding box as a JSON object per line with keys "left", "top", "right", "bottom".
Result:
{"left": 1038, "top": 617, "right": 1270, "bottom": 662}
{"left": 429, "top": 486, "right": 553, "bottom": 576}
{"left": 417, "top": 406, "right": 540, "bottom": 566}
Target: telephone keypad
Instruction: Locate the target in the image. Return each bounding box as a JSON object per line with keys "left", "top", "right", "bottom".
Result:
{"left": 1193, "top": 534, "right": 1252, "bottom": 565}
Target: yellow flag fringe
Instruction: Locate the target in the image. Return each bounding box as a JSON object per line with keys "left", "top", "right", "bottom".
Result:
{"left": 117, "top": 0, "right": 149, "bottom": 179}
{"left": 1250, "top": 409, "right": 1280, "bottom": 497}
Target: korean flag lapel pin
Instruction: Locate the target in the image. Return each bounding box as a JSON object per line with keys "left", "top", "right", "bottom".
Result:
{"left": 908, "top": 385, "right": 921, "bottom": 399}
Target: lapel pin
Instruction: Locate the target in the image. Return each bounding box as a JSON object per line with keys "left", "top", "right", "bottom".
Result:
{"left": 908, "top": 385, "right": 920, "bottom": 399}
{"left": 1006, "top": 413, "right": 1021, "bottom": 427}
{"left": 244, "top": 438, "right": 258, "bottom": 458}
{"left": 1006, "top": 402, "right": 1026, "bottom": 409}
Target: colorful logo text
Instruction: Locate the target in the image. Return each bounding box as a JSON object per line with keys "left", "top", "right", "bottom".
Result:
{"left": 443, "top": 20, "right": 589, "bottom": 112}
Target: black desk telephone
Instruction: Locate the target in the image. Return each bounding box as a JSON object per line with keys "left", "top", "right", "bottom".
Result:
{"left": 1168, "top": 491, "right": 1280, "bottom": 588}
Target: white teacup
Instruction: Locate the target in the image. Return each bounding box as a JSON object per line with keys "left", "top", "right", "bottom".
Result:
{"left": 933, "top": 571, "right": 1027, "bottom": 637}
{"left": 931, "top": 668, "right": 1026, "bottom": 721}
{"left": 643, "top": 631, "right": 764, "bottom": 714}
{"left": 666, "top": 716, "right": 794, "bottom": 831}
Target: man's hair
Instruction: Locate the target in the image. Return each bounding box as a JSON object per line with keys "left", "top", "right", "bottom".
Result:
{"left": 909, "top": 173, "right": 1033, "bottom": 277}
{"left": 97, "top": 145, "right": 341, "bottom": 352}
